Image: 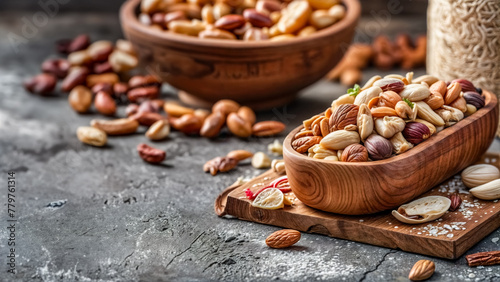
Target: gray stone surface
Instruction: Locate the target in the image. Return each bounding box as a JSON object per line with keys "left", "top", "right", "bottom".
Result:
{"left": 0, "top": 11, "right": 499, "bottom": 282}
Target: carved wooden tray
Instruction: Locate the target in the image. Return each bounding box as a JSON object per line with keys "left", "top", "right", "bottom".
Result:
{"left": 215, "top": 152, "right": 500, "bottom": 259}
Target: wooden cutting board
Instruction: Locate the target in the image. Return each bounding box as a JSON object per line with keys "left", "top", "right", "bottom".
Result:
{"left": 215, "top": 153, "right": 500, "bottom": 259}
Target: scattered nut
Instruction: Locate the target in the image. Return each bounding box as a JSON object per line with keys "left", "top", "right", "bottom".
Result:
{"left": 268, "top": 139, "right": 283, "bottom": 155}
{"left": 145, "top": 120, "right": 170, "bottom": 140}
{"left": 203, "top": 156, "right": 238, "bottom": 176}
{"left": 77, "top": 126, "right": 107, "bottom": 147}
{"left": 137, "top": 143, "right": 166, "bottom": 164}
{"left": 251, "top": 152, "right": 271, "bottom": 169}
{"left": 226, "top": 150, "right": 253, "bottom": 162}
{"left": 91, "top": 118, "right": 139, "bottom": 136}
{"left": 265, "top": 229, "right": 301, "bottom": 249}
{"left": 408, "top": 260, "right": 435, "bottom": 281}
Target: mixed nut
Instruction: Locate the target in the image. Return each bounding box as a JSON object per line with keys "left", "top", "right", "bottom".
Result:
{"left": 292, "top": 73, "right": 485, "bottom": 162}
{"left": 25, "top": 34, "right": 286, "bottom": 165}
{"left": 139, "top": 0, "right": 346, "bottom": 41}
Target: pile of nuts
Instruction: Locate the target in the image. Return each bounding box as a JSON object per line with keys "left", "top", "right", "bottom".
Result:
{"left": 139, "top": 0, "right": 346, "bottom": 41}
{"left": 327, "top": 35, "right": 427, "bottom": 86}
{"left": 292, "top": 73, "right": 485, "bottom": 162}
{"left": 24, "top": 34, "right": 286, "bottom": 164}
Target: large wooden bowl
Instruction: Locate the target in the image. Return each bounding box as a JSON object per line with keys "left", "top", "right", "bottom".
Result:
{"left": 120, "top": 0, "right": 361, "bottom": 109}
{"left": 283, "top": 90, "right": 499, "bottom": 215}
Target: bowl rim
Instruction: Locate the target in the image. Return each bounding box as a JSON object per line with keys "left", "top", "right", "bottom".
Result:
{"left": 283, "top": 89, "right": 498, "bottom": 166}
{"left": 120, "top": 0, "right": 361, "bottom": 49}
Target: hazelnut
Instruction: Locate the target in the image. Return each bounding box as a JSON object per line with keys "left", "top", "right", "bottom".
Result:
{"left": 341, "top": 144, "right": 368, "bottom": 162}
{"left": 463, "top": 91, "right": 485, "bottom": 109}
{"left": 403, "top": 122, "right": 431, "bottom": 145}
{"left": 364, "top": 134, "right": 392, "bottom": 160}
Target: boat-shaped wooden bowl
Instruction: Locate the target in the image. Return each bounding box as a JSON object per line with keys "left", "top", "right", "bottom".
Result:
{"left": 120, "top": 0, "right": 360, "bottom": 110}
{"left": 283, "top": 90, "right": 499, "bottom": 215}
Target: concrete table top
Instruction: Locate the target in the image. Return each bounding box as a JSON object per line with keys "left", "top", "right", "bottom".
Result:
{"left": 0, "top": 11, "right": 499, "bottom": 282}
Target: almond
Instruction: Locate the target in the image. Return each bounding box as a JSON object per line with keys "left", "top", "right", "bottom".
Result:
{"left": 329, "top": 104, "right": 359, "bottom": 131}
{"left": 408, "top": 260, "right": 435, "bottom": 281}
{"left": 265, "top": 229, "right": 301, "bottom": 249}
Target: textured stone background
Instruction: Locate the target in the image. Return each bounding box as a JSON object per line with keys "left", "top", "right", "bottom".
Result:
{"left": 0, "top": 5, "right": 499, "bottom": 282}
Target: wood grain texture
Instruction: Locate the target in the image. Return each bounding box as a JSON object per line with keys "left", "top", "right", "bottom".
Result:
{"left": 120, "top": 0, "right": 361, "bottom": 109}
{"left": 218, "top": 152, "right": 500, "bottom": 259}
{"left": 282, "top": 90, "right": 498, "bottom": 214}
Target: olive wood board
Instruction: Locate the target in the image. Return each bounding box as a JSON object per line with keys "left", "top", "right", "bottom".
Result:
{"left": 215, "top": 152, "right": 500, "bottom": 259}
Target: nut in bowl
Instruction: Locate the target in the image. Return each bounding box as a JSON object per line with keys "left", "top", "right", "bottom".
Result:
{"left": 120, "top": 0, "right": 361, "bottom": 109}
{"left": 283, "top": 74, "right": 499, "bottom": 215}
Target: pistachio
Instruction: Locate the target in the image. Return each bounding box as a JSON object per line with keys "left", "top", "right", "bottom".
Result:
{"left": 469, "top": 179, "right": 500, "bottom": 200}
{"left": 403, "top": 122, "right": 431, "bottom": 144}
{"left": 374, "top": 116, "right": 405, "bottom": 139}
{"left": 461, "top": 164, "right": 500, "bottom": 188}
{"left": 341, "top": 144, "right": 368, "bottom": 162}
{"left": 399, "top": 84, "right": 430, "bottom": 102}
{"left": 415, "top": 101, "right": 445, "bottom": 127}
{"left": 373, "top": 78, "right": 405, "bottom": 93}
{"left": 320, "top": 130, "right": 360, "bottom": 150}
{"left": 435, "top": 105, "right": 464, "bottom": 127}
{"left": 354, "top": 86, "right": 382, "bottom": 106}
{"left": 329, "top": 104, "right": 359, "bottom": 131}
{"left": 364, "top": 134, "right": 392, "bottom": 160}
{"left": 390, "top": 132, "right": 413, "bottom": 154}
{"left": 357, "top": 104, "right": 373, "bottom": 141}
{"left": 392, "top": 196, "right": 451, "bottom": 224}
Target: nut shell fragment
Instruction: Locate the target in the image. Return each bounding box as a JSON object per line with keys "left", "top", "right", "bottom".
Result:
{"left": 392, "top": 196, "right": 451, "bottom": 224}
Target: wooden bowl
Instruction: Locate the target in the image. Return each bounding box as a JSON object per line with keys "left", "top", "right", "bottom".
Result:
{"left": 283, "top": 90, "right": 499, "bottom": 215}
{"left": 120, "top": 0, "right": 361, "bottom": 110}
